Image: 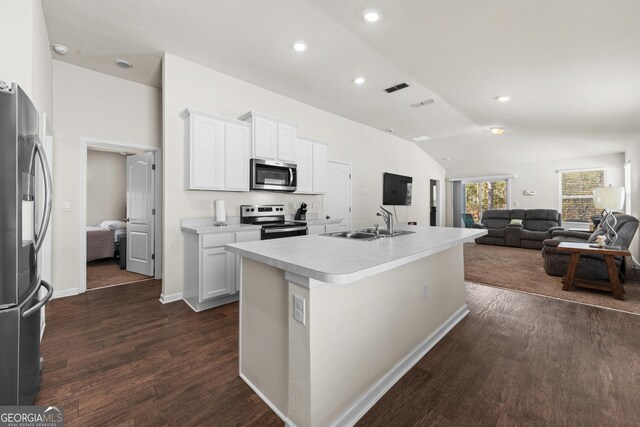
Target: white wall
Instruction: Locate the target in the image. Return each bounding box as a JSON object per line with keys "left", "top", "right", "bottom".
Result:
{"left": 445, "top": 153, "right": 625, "bottom": 226}
{"left": 52, "top": 60, "right": 161, "bottom": 294}
{"left": 0, "top": 0, "right": 52, "bottom": 121}
{"left": 86, "top": 150, "right": 127, "bottom": 225}
{"left": 625, "top": 143, "right": 640, "bottom": 258}
{"left": 163, "top": 53, "right": 447, "bottom": 297}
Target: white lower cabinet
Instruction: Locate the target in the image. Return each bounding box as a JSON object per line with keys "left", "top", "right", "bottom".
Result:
{"left": 325, "top": 222, "right": 344, "bottom": 233}
{"left": 308, "top": 224, "right": 326, "bottom": 235}
{"left": 308, "top": 222, "right": 344, "bottom": 235}
{"left": 183, "top": 229, "right": 260, "bottom": 312}
{"left": 201, "top": 247, "right": 235, "bottom": 300}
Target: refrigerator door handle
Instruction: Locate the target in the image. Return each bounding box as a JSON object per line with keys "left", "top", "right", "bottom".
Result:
{"left": 33, "top": 138, "right": 53, "bottom": 253}
{"left": 22, "top": 280, "right": 53, "bottom": 319}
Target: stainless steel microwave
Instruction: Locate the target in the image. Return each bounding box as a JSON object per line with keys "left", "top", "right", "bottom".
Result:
{"left": 250, "top": 158, "right": 297, "bottom": 192}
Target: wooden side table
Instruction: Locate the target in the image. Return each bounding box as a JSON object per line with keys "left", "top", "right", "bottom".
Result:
{"left": 556, "top": 242, "right": 630, "bottom": 300}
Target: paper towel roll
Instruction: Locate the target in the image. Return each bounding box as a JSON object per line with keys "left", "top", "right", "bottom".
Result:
{"left": 215, "top": 200, "right": 227, "bottom": 224}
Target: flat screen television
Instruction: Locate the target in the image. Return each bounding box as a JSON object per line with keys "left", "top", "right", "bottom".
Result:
{"left": 383, "top": 172, "right": 413, "bottom": 206}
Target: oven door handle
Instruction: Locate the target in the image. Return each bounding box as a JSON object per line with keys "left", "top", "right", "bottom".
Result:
{"left": 264, "top": 226, "right": 307, "bottom": 234}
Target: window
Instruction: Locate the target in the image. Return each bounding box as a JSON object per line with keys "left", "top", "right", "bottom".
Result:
{"left": 559, "top": 169, "right": 605, "bottom": 222}
{"left": 464, "top": 179, "right": 509, "bottom": 221}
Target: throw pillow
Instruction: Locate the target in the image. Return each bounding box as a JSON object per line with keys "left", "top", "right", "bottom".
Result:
{"left": 510, "top": 219, "right": 523, "bottom": 225}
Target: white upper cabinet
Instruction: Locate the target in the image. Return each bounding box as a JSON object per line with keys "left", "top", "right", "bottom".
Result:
{"left": 184, "top": 109, "right": 250, "bottom": 191}
{"left": 296, "top": 137, "right": 328, "bottom": 194}
{"left": 189, "top": 114, "right": 225, "bottom": 190}
{"left": 277, "top": 123, "right": 297, "bottom": 163}
{"left": 225, "top": 122, "right": 251, "bottom": 191}
{"left": 252, "top": 116, "right": 278, "bottom": 159}
{"left": 239, "top": 112, "right": 298, "bottom": 163}
{"left": 295, "top": 138, "right": 312, "bottom": 193}
{"left": 312, "top": 141, "right": 328, "bottom": 193}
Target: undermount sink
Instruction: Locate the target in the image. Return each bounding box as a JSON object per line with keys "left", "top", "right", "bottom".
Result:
{"left": 324, "top": 231, "right": 378, "bottom": 240}
{"left": 322, "top": 228, "right": 415, "bottom": 240}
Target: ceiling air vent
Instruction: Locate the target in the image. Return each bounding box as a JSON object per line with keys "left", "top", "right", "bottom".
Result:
{"left": 410, "top": 99, "right": 435, "bottom": 108}
{"left": 384, "top": 82, "right": 410, "bottom": 93}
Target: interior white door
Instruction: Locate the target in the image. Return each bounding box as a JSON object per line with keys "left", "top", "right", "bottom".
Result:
{"left": 126, "top": 152, "right": 154, "bottom": 276}
{"left": 326, "top": 161, "right": 352, "bottom": 230}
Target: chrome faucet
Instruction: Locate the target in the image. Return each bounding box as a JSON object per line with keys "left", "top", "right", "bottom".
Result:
{"left": 376, "top": 206, "right": 394, "bottom": 235}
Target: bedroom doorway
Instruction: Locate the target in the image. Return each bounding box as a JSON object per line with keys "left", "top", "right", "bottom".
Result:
{"left": 80, "top": 138, "right": 162, "bottom": 293}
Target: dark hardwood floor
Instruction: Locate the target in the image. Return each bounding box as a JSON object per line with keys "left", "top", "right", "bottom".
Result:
{"left": 37, "top": 280, "right": 640, "bottom": 426}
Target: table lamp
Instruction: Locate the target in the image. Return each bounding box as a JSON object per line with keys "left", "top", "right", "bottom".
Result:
{"left": 593, "top": 186, "right": 625, "bottom": 247}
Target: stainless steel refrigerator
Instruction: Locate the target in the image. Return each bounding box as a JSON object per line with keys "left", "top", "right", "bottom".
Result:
{"left": 0, "top": 81, "right": 53, "bottom": 405}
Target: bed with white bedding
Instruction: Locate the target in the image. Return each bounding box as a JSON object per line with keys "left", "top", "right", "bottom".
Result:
{"left": 86, "top": 220, "right": 127, "bottom": 261}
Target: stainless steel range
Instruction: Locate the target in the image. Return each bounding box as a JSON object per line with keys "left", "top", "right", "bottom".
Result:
{"left": 240, "top": 205, "right": 307, "bottom": 240}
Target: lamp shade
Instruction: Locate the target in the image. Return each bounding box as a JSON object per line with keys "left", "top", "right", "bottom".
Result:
{"left": 593, "top": 186, "right": 625, "bottom": 210}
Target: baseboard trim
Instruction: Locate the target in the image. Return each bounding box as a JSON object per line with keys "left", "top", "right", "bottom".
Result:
{"left": 328, "top": 304, "right": 470, "bottom": 427}
{"left": 52, "top": 288, "right": 80, "bottom": 299}
{"left": 159, "top": 292, "right": 183, "bottom": 304}
{"left": 240, "top": 373, "right": 297, "bottom": 427}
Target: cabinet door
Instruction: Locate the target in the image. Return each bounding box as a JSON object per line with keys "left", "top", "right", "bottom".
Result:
{"left": 191, "top": 115, "right": 225, "bottom": 189}
{"left": 201, "top": 247, "right": 235, "bottom": 301}
{"left": 253, "top": 117, "right": 278, "bottom": 159}
{"left": 225, "top": 122, "right": 250, "bottom": 191}
{"left": 277, "top": 123, "right": 297, "bottom": 162}
{"left": 312, "top": 143, "right": 328, "bottom": 193}
{"left": 295, "top": 138, "right": 312, "bottom": 193}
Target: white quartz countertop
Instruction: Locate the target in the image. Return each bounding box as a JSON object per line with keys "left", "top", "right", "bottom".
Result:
{"left": 181, "top": 223, "right": 262, "bottom": 234}
{"left": 225, "top": 225, "right": 487, "bottom": 285}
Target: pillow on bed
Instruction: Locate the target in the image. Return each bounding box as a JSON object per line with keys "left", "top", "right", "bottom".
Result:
{"left": 99, "top": 220, "right": 127, "bottom": 231}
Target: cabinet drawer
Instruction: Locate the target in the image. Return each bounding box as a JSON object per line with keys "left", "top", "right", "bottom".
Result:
{"left": 202, "top": 233, "right": 235, "bottom": 248}
{"left": 235, "top": 230, "right": 261, "bottom": 242}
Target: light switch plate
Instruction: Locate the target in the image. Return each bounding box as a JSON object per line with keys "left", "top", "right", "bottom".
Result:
{"left": 62, "top": 202, "right": 71, "bottom": 212}
{"left": 293, "top": 295, "right": 305, "bottom": 325}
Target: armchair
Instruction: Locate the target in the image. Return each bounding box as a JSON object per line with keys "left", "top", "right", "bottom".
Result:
{"left": 542, "top": 213, "right": 638, "bottom": 280}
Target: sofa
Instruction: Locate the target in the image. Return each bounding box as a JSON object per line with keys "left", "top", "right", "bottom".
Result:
{"left": 474, "top": 209, "right": 563, "bottom": 249}
{"left": 541, "top": 213, "right": 638, "bottom": 280}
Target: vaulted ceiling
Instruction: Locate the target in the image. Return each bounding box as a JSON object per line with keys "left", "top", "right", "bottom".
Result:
{"left": 43, "top": 0, "right": 640, "bottom": 171}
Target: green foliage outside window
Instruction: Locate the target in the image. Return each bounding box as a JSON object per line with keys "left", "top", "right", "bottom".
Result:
{"left": 465, "top": 180, "right": 508, "bottom": 221}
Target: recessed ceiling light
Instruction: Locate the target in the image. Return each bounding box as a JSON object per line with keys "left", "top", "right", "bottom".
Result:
{"left": 441, "top": 157, "right": 451, "bottom": 162}
{"left": 363, "top": 9, "right": 380, "bottom": 22}
{"left": 490, "top": 127, "right": 506, "bottom": 135}
{"left": 354, "top": 76, "right": 367, "bottom": 85}
{"left": 495, "top": 95, "right": 512, "bottom": 102}
{"left": 412, "top": 136, "right": 430, "bottom": 142}
{"left": 293, "top": 41, "right": 307, "bottom": 52}
{"left": 386, "top": 128, "right": 394, "bottom": 133}
{"left": 115, "top": 59, "right": 133, "bottom": 69}
{"left": 52, "top": 44, "right": 69, "bottom": 55}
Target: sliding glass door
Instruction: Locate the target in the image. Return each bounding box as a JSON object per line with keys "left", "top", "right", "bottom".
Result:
{"left": 464, "top": 180, "right": 508, "bottom": 221}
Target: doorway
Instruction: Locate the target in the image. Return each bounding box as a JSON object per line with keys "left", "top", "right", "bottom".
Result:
{"left": 326, "top": 161, "right": 352, "bottom": 230}
{"left": 430, "top": 179, "right": 440, "bottom": 226}
{"left": 80, "top": 138, "right": 162, "bottom": 294}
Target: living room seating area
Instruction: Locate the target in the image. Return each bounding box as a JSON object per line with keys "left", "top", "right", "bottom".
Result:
{"left": 471, "top": 209, "right": 563, "bottom": 249}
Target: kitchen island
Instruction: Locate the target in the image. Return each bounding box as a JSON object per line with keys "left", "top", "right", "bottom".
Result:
{"left": 225, "top": 225, "right": 486, "bottom": 427}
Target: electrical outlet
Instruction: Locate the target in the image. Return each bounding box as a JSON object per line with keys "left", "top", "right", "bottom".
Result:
{"left": 312, "top": 202, "right": 318, "bottom": 210}
{"left": 422, "top": 283, "right": 429, "bottom": 301}
{"left": 62, "top": 202, "right": 71, "bottom": 212}
{"left": 193, "top": 201, "right": 200, "bottom": 211}
{"left": 293, "top": 295, "right": 305, "bottom": 325}
{"left": 363, "top": 188, "right": 368, "bottom": 195}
